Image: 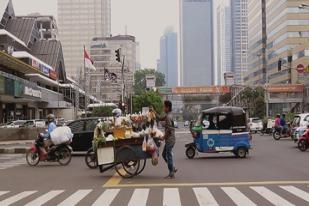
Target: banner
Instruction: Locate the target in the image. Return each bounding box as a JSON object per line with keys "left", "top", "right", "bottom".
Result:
{"left": 266, "top": 84, "right": 304, "bottom": 93}
{"left": 172, "top": 86, "right": 230, "bottom": 94}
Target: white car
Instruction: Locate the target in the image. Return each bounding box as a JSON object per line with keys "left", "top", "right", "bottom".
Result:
{"left": 292, "top": 113, "right": 309, "bottom": 128}
{"left": 0, "top": 120, "right": 26, "bottom": 128}
{"left": 249, "top": 118, "right": 263, "bottom": 132}
{"left": 21, "top": 120, "right": 46, "bottom": 128}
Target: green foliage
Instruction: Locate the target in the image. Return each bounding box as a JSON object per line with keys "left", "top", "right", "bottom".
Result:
{"left": 132, "top": 91, "right": 163, "bottom": 114}
{"left": 286, "top": 112, "right": 295, "bottom": 122}
{"left": 133, "top": 69, "right": 165, "bottom": 95}
{"left": 92, "top": 106, "right": 114, "bottom": 117}
{"left": 240, "top": 86, "right": 266, "bottom": 118}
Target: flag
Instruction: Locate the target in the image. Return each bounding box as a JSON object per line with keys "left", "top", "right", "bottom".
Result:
{"left": 104, "top": 68, "right": 118, "bottom": 82}
{"left": 84, "top": 49, "right": 96, "bottom": 71}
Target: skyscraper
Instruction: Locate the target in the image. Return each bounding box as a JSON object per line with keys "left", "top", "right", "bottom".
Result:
{"left": 159, "top": 27, "right": 178, "bottom": 87}
{"left": 58, "top": 0, "right": 111, "bottom": 79}
{"left": 216, "top": 0, "right": 248, "bottom": 85}
{"left": 180, "top": 0, "right": 214, "bottom": 86}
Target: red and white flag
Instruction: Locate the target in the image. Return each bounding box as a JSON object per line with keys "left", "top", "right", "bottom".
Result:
{"left": 84, "top": 49, "right": 96, "bottom": 71}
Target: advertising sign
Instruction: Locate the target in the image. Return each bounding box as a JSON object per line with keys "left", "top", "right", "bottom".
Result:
{"left": 172, "top": 86, "right": 230, "bottom": 94}
{"left": 24, "top": 86, "right": 42, "bottom": 98}
{"left": 266, "top": 84, "right": 304, "bottom": 93}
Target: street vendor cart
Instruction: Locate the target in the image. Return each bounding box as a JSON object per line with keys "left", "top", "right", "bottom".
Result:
{"left": 96, "top": 136, "right": 160, "bottom": 178}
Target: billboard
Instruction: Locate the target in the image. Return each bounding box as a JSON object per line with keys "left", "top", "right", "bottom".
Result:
{"left": 266, "top": 84, "right": 304, "bottom": 93}
{"left": 172, "top": 86, "right": 230, "bottom": 94}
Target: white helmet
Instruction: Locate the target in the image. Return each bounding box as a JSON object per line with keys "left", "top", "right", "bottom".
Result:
{"left": 46, "top": 114, "right": 55, "bottom": 122}
{"left": 112, "top": 109, "right": 122, "bottom": 118}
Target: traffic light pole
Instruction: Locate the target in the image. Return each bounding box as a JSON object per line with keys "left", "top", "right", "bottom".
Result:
{"left": 121, "top": 55, "right": 126, "bottom": 112}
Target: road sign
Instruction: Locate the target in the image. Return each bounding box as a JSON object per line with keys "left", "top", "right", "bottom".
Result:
{"left": 296, "top": 64, "right": 304, "bottom": 73}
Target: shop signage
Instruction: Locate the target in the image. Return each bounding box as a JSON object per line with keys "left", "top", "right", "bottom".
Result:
{"left": 32, "top": 59, "right": 53, "bottom": 75}
{"left": 24, "top": 86, "right": 42, "bottom": 98}
{"left": 266, "top": 84, "right": 304, "bottom": 93}
{"left": 49, "top": 70, "right": 58, "bottom": 81}
{"left": 172, "top": 86, "right": 230, "bottom": 94}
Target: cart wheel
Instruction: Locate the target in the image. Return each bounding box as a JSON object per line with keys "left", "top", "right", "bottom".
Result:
{"left": 85, "top": 148, "right": 97, "bottom": 169}
{"left": 186, "top": 146, "right": 196, "bottom": 159}
{"left": 136, "top": 158, "right": 147, "bottom": 175}
{"left": 115, "top": 146, "right": 140, "bottom": 178}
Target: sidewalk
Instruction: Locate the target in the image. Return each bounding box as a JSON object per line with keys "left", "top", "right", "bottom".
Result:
{"left": 0, "top": 140, "right": 32, "bottom": 154}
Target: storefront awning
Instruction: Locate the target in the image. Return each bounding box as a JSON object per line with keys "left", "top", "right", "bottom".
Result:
{"left": 25, "top": 73, "right": 58, "bottom": 87}
{"left": 0, "top": 51, "right": 44, "bottom": 75}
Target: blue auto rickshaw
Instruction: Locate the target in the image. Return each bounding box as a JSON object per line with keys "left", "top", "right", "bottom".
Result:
{"left": 186, "top": 106, "right": 252, "bottom": 158}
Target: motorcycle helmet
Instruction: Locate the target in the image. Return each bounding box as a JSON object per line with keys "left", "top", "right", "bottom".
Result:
{"left": 46, "top": 114, "right": 55, "bottom": 122}
{"left": 112, "top": 108, "right": 122, "bottom": 118}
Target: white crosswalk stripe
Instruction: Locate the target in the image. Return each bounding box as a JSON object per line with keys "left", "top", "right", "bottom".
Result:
{"left": 0, "top": 191, "right": 37, "bottom": 206}
{"left": 128, "top": 188, "right": 150, "bottom": 206}
{"left": 251, "top": 186, "right": 295, "bottom": 206}
{"left": 91, "top": 189, "right": 120, "bottom": 206}
{"left": 24, "top": 190, "right": 64, "bottom": 206}
{"left": 163, "top": 188, "right": 181, "bottom": 206}
{"left": 222, "top": 187, "right": 256, "bottom": 206}
{"left": 1, "top": 186, "right": 309, "bottom": 205}
{"left": 280, "top": 186, "right": 309, "bottom": 203}
{"left": 57, "top": 189, "right": 92, "bottom": 206}
{"left": 0, "top": 154, "right": 25, "bottom": 170}
{"left": 193, "top": 187, "right": 219, "bottom": 206}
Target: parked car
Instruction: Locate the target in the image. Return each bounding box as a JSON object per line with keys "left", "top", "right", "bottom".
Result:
{"left": 20, "top": 120, "right": 46, "bottom": 128}
{"left": 291, "top": 113, "right": 309, "bottom": 141}
{"left": 0, "top": 120, "right": 26, "bottom": 128}
{"left": 67, "top": 118, "right": 101, "bottom": 152}
{"left": 248, "top": 118, "right": 263, "bottom": 132}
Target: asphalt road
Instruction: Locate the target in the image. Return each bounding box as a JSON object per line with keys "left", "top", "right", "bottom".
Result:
{"left": 1, "top": 130, "right": 309, "bottom": 205}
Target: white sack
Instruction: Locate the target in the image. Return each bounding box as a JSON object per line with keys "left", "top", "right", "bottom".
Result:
{"left": 50, "top": 126, "right": 73, "bottom": 145}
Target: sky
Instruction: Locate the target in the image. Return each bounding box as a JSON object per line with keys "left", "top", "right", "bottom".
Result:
{"left": 11, "top": 0, "right": 180, "bottom": 69}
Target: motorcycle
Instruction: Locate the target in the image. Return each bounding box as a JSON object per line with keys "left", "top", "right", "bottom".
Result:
{"left": 273, "top": 125, "right": 292, "bottom": 140}
{"left": 26, "top": 134, "right": 72, "bottom": 166}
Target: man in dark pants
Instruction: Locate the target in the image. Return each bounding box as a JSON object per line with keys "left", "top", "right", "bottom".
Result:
{"left": 161, "top": 100, "right": 177, "bottom": 179}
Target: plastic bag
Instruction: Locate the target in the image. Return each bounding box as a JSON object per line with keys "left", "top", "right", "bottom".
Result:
{"left": 142, "top": 136, "right": 147, "bottom": 152}
{"left": 50, "top": 126, "right": 73, "bottom": 145}
{"left": 146, "top": 137, "right": 157, "bottom": 154}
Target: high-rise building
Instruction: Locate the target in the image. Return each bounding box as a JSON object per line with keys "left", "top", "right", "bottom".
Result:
{"left": 58, "top": 0, "right": 111, "bottom": 79}
{"left": 180, "top": 0, "right": 214, "bottom": 86}
{"left": 245, "top": 0, "right": 309, "bottom": 85}
{"left": 89, "top": 35, "right": 137, "bottom": 103}
{"left": 216, "top": 0, "right": 233, "bottom": 85}
{"left": 159, "top": 27, "right": 178, "bottom": 87}
{"left": 216, "top": 0, "right": 248, "bottom": 85}
{"left": 244, "top": 0, "right": 267, "bottom": 85}
{"left": 231, "top": 0, "right": 248, "bottom": 84}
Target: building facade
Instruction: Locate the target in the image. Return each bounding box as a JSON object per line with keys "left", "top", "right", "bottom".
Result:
{"left": 89, "top": 35, "right": 137, "bottom": 103}
{"left": 216, "top": 0, "right": 233, "bottom": 85}
{"left": 180, "top": 0, "right": 214, "bottom": 86}
{"left": 159, "top": 28, "right": 178, "bottom": 87}
{"left": 58, "top": 0, "right": 111, "bottom": 79}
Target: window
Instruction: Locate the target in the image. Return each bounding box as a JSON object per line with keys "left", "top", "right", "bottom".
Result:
{"left": 217, "top": 115, "right": 232, "bottom": 130}
{"left": 85, "top": 119, "right": 99, "bottom": 132}
{"left": 69, "top": 121, "right": 84, "bottom": 133}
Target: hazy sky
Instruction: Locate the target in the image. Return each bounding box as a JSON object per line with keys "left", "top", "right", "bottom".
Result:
{"left": 11, "top": 0, "right": 179, "bottom": 69}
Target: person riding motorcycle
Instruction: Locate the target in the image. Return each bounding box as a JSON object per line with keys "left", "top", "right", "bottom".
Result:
{"left": 39, "top": 114, "right": 57, "bottom": 155}
{"left": 280, "top": 114, "right": 287, "bottom": 134}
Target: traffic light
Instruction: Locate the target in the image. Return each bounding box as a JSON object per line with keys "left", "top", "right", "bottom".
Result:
{"left": 115, "top": 49, "right": 121, "bottom": 62}
{"left": 278, "top": 59, "right": 282, "bottom": 71}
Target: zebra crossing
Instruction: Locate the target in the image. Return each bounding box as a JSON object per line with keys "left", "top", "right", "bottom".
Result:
{"left": 1, "top": 185, "right": 309, "bottom": 206}
{"left": 0, "top": 154, "right": 25, "bottom": 170}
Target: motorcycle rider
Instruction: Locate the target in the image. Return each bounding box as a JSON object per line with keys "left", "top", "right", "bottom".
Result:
{"left": 39, "top": 114, "right": 57, "bottom": 155}
{"left": 280, "top": 114, "right": 287, "bottom": 134}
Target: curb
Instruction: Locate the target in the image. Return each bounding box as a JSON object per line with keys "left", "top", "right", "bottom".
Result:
{"left": 0, "top": 148, "right": 28, "bottom": 154}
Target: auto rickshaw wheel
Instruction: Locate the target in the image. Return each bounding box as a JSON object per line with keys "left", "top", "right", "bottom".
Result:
{"left": 236, "top": 147, "right": 247, "bottom": 158}
{"left": 186, "top": 147, "right": 196, "bottom": 159}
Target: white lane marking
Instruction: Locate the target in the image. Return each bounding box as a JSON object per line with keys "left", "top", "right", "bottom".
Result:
{"left": 92, "top": 189, "right": 120, "bottom": 206}
{"left": 128, "top": 189, "right": 150, "bottom": 206}
{"left": 163, "top": 188, "right": 181, "bottom": 206}
{"left": 280, "top": 186, "right": 309, "bottom": 202}
{"left": 222, "top": 187, "right": 256, "bottom": 206}
{"left": 25, "top": 190, "right": 64, "bottom": 206}
{"left": 57, "top": 189, "right": 92, "bottom": 206}
{"left": 0, "top": 191, "right": 9, "bottom": 197}
{"left": 193, "top": 187, "right": 219, "bottom": 206}
{"left": 0, "top": 191, "right": 37, "bottom": 206}
{"left": 251, "top": 186, "right": 295, "bottom": 206}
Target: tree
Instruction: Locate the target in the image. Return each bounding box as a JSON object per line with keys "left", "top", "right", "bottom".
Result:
{"left": 133, "top": 69, "right": 165, "bottom": 95}
{"left": 132, "top": 91, "right": 163, "bottom": 114}
{"left": 240, "top": 86, "right": 266, "bottom": 118}
{"left": 92, "top": 106, "right": 114, "bottom": 117}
